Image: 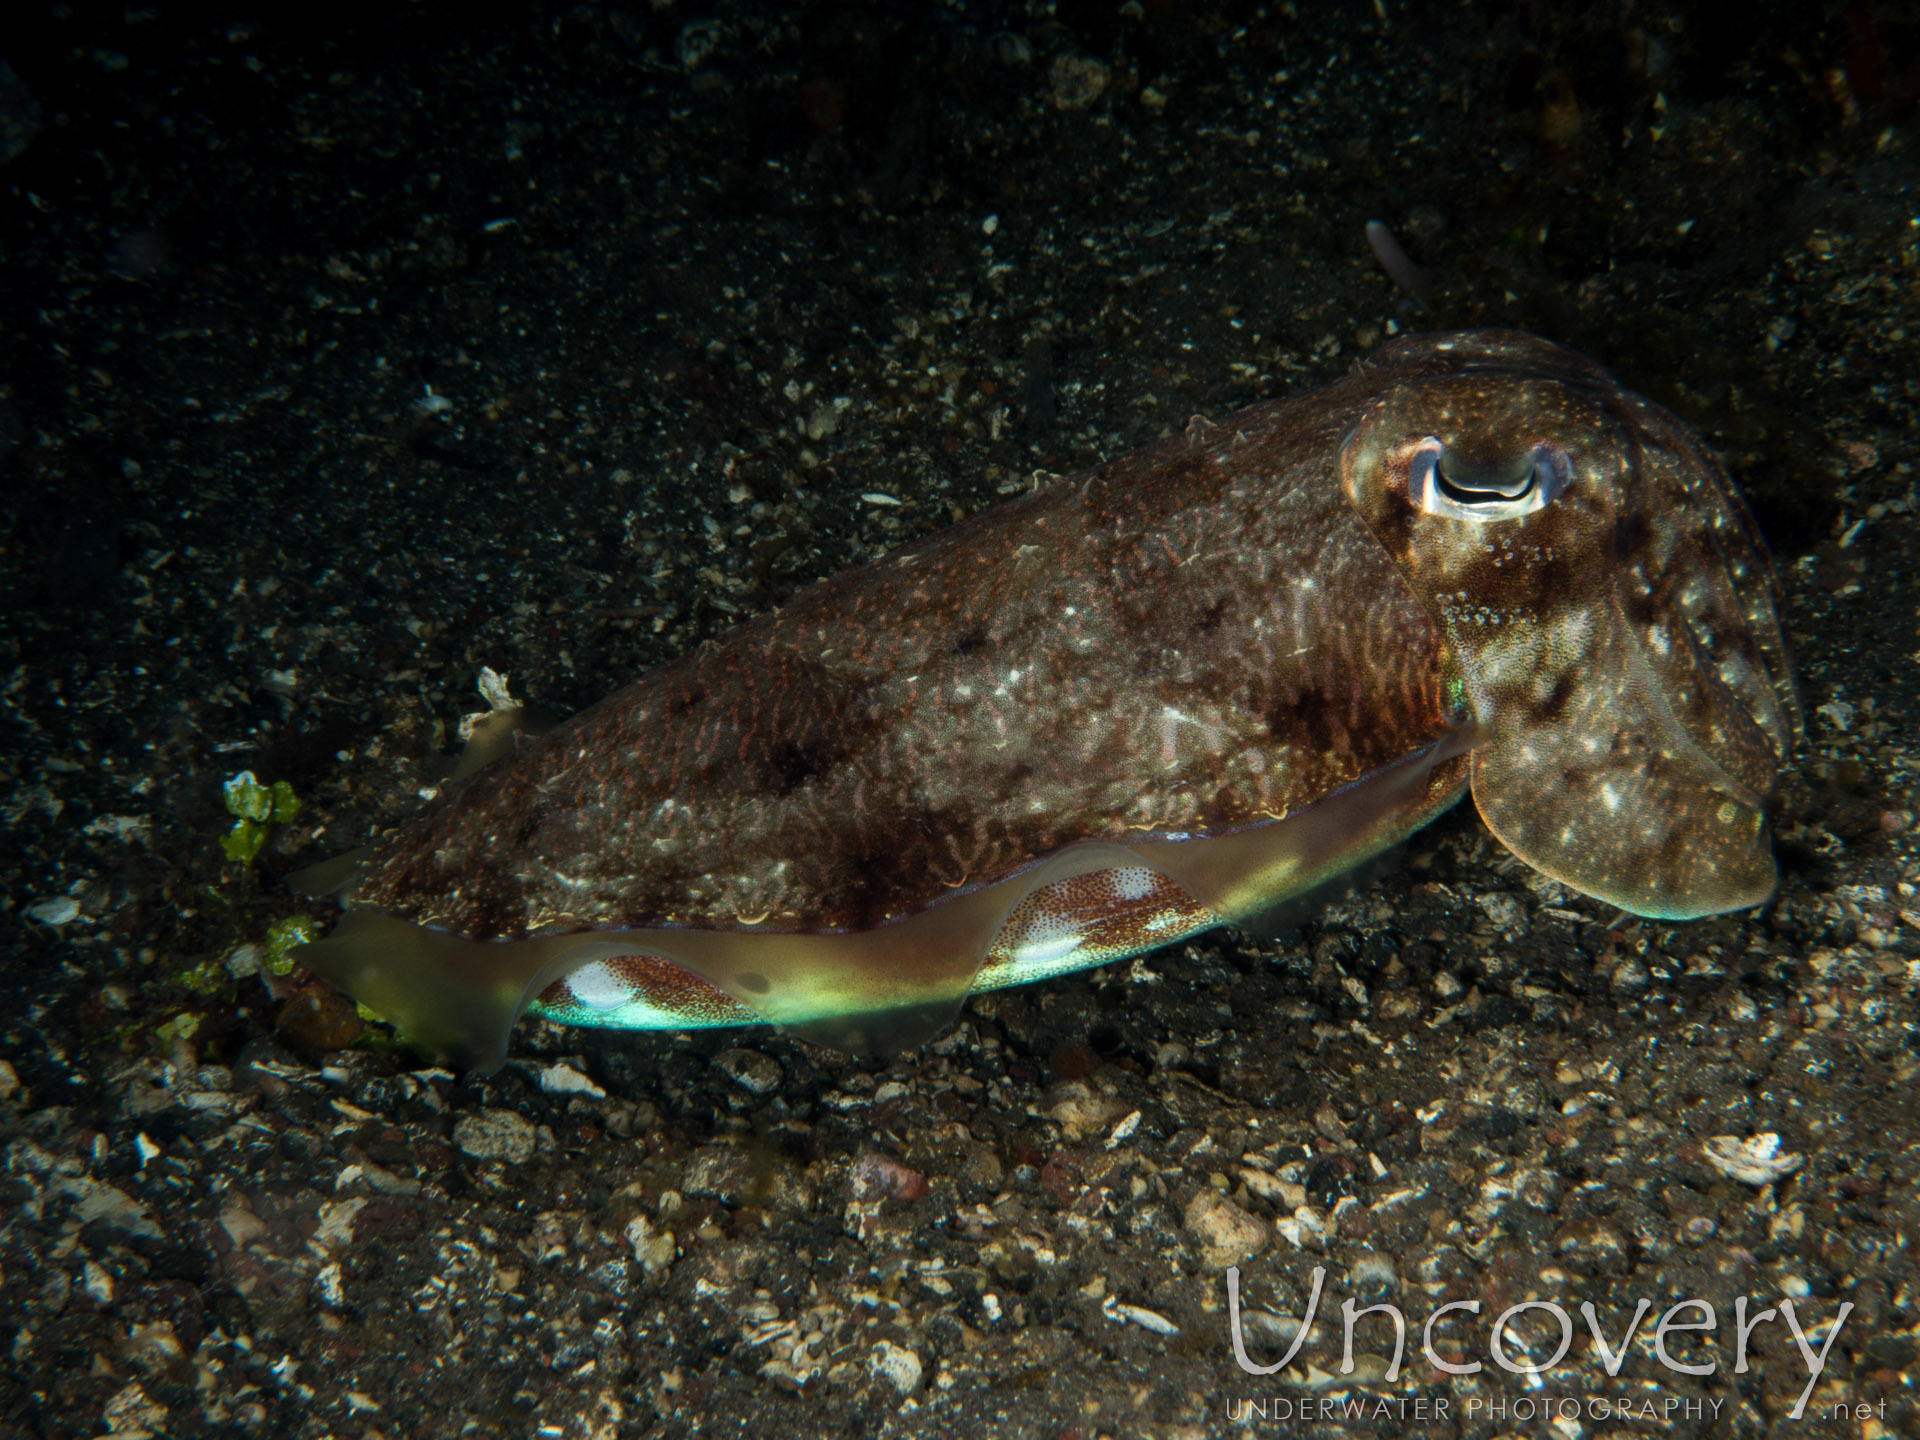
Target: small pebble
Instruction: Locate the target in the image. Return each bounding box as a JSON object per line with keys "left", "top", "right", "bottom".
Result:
{"left": 83, "top": 1259, "right": 115, "bottom": 1305}
{"left": 675, "top": 18, "right": 722, "bottom": 70}
{"left": 24, "top": 896, "right": 80, "bottom": 926}
{"left": 1609, "top": 956, "right": 1651, "bottom": 992}
{"left": 101, "top": 1383, "right": 166, "bottom": 1435}
{"left": 315, "top": 1261, "right": 346, "bottom": 1309}
{"left": 453, "top": 1108, "right": 536, "bottom": 1165}
{"left": 713, "top": 1048, "right": 781, "bottom": 1095}
{"left": 1347, "top": 1251, "right": 1398, "bottom": 1302}
{"left": 1476, "top": 891, "right": 1528, "bottom": 937}
{"left": 1050, "top": 54, "right": 1110, "bottom": 111}
{"left": 1183, "top": 1190, "right": 1269, "bottom": 1268}
{"left": 868, "top": 1340, "right": 923, "bottom": 1396}
{"left": 1102, "top": 1297, "right": 1179, "bottom": 1335}
{"left": 1233, "top": 1309, "right": 1300, "bottom": 1352}
{"left": 537, "top": 1062, "right": 605, "bottom": 1098}
{"left": 851, "top": 1152, "right": 928, "bottom": 1203}
{"left": 625, "top": 1214, "right": 676, "bottom": 1275}
{"left": 274, "top": 987, "right": 364, "bottom": 1052}
{"left": 989, "top": 31, "right": 1032, "bottom": 66}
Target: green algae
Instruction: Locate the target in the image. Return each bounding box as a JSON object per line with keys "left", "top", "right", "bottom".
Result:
{"left": 219, "top": 771, "right": 302, "bottom": 865}
{"left": 263, "top": 915, "right": 319, "bottom": 976}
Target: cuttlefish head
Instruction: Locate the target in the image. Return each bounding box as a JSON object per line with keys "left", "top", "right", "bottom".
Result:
{"left": 1341, "top": 332, "right": 1801, "bottom": 919}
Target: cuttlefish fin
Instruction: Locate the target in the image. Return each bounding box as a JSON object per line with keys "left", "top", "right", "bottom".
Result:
{"left": 1234, "top": 842, "right": 1407, "bottom": 944}
{"left": 292, "top": 730, "right": 1477, "bottom": 1070}
{"left": 662, "top": 725, "right": 1473, "bottom": 1053}
{"left": 678, "top": 839, "right": 1162, "bottom": 1057}
{"left": 289, "top": 842, "right": 1159, "bottom": 1070}
{"left": 1129, "top": 727, "right": 1477, "bottom": 921}
{"left": 292, "top": 909, "right": 570, "bottom": 1071}
{"left": 287, "top": 846, "right": 373, "bottom": 899}
{"left": 1469, "top": 616, "right": 1777, "bottom": 920}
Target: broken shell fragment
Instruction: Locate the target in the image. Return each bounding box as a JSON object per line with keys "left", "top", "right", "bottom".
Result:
{"left": 1703, "top": 1133, "right": 1803, "bottom": 1186}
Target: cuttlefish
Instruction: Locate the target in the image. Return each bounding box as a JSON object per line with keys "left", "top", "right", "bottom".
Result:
{"left": 292, "top": 330, "right": 1800, "bottom": 1069}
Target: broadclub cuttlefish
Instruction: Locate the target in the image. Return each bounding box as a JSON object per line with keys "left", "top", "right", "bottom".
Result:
{"left": 290, "top": 330, "right": 1800, "bottom": 1069}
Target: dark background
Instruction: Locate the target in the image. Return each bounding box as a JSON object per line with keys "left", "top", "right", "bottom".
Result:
{"left": 2, "top": 2, "right": 1918, "bottom": 1436}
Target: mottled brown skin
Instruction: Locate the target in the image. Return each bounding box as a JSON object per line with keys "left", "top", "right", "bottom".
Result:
{"left": 359, "top": 367, "right": 1458, "bottom": 941}
{"left": 305, "top": 329, "right": 1798, "bottom": 1063}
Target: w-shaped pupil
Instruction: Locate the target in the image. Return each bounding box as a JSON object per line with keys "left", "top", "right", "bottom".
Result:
{"left": 1435, "top": 449, "right": 1538, "bottom": 505}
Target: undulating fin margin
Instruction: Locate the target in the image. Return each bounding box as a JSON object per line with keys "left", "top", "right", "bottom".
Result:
{"left": 292, "top": 728, "right": 1477, "bottom": 1070}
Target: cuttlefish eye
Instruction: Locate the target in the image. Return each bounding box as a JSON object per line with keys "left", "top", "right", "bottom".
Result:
{"left": 1407, "top": 436, "right": 1572, "bottom": 523}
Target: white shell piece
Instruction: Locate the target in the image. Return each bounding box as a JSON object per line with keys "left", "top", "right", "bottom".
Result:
{"left": 1703, "top": 1133, "right": 1803, "bottom": 1186}
{"left": 1103, "top": 1297, "right": 1180, "bottom": 1335}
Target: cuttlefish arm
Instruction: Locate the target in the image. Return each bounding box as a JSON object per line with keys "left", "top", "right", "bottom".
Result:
{"left": 294, "top": 728, "right": 1472, "bottom": 1069}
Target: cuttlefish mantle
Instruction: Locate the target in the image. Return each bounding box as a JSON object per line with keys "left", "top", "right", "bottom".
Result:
{"left": 292, "top": 330, "right": 1799, "bottom": 1070}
